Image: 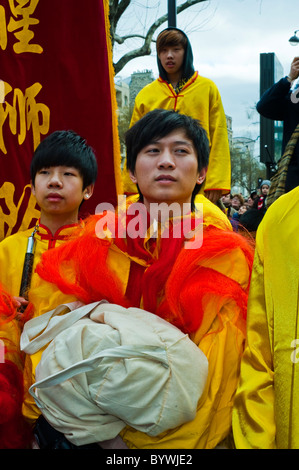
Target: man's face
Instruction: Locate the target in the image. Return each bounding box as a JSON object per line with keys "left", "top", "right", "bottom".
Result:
{"left": 231, "top": 196, "right": 241, "bottom": 210}
{"left": 221, "top": 194, "right": 231, "bottom": 207}
{"left": 247, "top": 197, "right": 254, "bottom": 207}
{"left": 158, "top": 44, "right": 185, "bottom": 79}
{"left": 129, "top": 129, "right": 206, "bottom": 213}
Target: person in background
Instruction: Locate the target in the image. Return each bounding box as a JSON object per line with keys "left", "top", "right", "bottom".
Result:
{"left": 237, "top": 183, "right": 269, "bottom": 238}
{"left": 122, "top": 27, "right": 231, "bottom": 205}
{"left": 221, "top": 193, "right": 235, "bottom": 217}
{"left": 247, "top": 191, "right": 258, "bottom": 208}
{"left": 257, "top": 57, "right": 299, "bottom": 192}
{"left": 231, "top": 204, "right": 248, "bottom": 232}
{"left": 231, "top": 194, "right": 244, "bottom": 212}
{"left": 256, "top": 180, "right": 270, "bottom": 213}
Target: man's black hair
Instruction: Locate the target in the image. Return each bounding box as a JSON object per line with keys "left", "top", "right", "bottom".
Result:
{"left": 30, "top": 130, "right": 98, "bottom": 189}
{"left": 125, "top": 109, "right": 209, "bottom": 208}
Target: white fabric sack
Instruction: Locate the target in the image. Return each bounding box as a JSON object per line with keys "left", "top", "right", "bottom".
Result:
{"left": 23, "top": 301, "right": 208, "bottom": 446}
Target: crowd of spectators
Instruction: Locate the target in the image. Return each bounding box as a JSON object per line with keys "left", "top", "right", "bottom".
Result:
{"left": 220, "top": 180, "right": 271, "bottom": 236}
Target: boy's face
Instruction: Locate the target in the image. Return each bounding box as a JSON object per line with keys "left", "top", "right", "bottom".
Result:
{"left": 129, "top": 129, "right": 206, "bottom": 213}
{"left": 31, "top": 166, "right": 93, "bottom": 219}
{"left": 238, "top": 205, "right": 247, "bottom": 215}
{"left": 261, "top": 184, "right": 269, "bottom": 195}
{"left": 158, "top": 44, "right": 185, "bottom": 79}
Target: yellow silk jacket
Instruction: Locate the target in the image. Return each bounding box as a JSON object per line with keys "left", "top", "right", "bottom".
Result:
{"left": 233, "top": 187, "right": 299, "bottom": 449}
{"left": 122, "top": 72, "right": 231, "bottom": 196}
{"left": 0, "top": 223, "right": 81, "bottom": 296}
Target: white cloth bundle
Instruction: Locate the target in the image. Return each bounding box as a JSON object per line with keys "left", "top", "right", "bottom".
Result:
{"left": 22, "top": 301, "right": 208, "bottom": 446}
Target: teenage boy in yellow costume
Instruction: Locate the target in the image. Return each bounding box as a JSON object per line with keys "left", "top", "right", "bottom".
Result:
{"left": 0, "top": 130, "right": 97, "bottom": 448}
{"left": 23, "top": 110, "right": 253, "bottom": 449}
{"left": 122, "top": 28, "right": 231, "bottom": 204}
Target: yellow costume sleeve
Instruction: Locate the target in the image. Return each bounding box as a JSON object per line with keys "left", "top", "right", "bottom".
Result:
{"left": 232, "top": 226, "right": 276, "bottom": 449}
{"left": 0, "top": 316, "right": 23, "bottom": 371}
{"left": 0, "top": 232, "right": 28, "bottom": 370}
{"left": 0, "top": 231, "right": 29, "bottom": 295}
{"left": 205, "top": 91, "right": 231, "bottom": 193}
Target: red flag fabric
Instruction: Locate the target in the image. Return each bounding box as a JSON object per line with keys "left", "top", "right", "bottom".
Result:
{"left": 0, "top": 0, "right": 122, "bottom": 241}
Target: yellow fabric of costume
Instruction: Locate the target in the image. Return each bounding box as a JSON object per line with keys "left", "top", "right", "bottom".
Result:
{"left": 0, "top": 223, "right": 81, "bottom": 380}
{"left": 22, "top": 197, "right": 252, "bottom": 450}
{"left": 0, "top": 223, "right": 80, "bottom": 296}
{"left": 122, "top": 72, "right": 231, "bottom": 197}
{"left": 233, "top": 186, "right": 299, "bottom": 449}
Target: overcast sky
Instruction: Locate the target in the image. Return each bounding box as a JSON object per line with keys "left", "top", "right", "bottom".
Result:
{"left": 114, "top": 0, "right": 299, "bottom": 157}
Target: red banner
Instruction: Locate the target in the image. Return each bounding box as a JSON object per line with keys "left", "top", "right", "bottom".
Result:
{"left": 0, "top": 0, "right": 122, "bottom": 241}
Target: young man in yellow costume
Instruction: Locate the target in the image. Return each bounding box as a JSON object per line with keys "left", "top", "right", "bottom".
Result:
{"left": 21, "top": 110, "right": 253, "bottom": 449}
{"left": 122, "top": 28, "right": 231, "bottom": 204}
{"left": 233, "top": 186, "right": 299, "bottom": 449}
{"left": 0, "top": 130, "right": 97, "bottom": 448}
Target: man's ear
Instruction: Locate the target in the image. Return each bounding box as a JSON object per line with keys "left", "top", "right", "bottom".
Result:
{"left": 196, "top": 167, "right": 207, "bottom": 185}
{"left": 129, "top": 170, "right": 138, "bottom": 184}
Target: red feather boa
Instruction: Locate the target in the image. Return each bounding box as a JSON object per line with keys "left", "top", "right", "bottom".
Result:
{"left": 0, "top": 361, "right": 32, "bottom": 449}
{"left": 0, "top": 287, "right": 33, "bottom": 448}
{"left": 36, "top": 213, "right": 254, "bottom": 335}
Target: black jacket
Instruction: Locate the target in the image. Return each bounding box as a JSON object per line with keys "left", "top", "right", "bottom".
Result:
{"left": 257, "top": 77, "right": 299, "bottom": 156}
{"left": 257, "top": 77, "right": 299, "bottom": 191}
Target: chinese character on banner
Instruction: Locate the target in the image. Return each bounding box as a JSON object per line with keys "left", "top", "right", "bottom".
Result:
{"left": 0, "top": 0, "right": 121, "bottom": 240}
{"left": 0, "top": 0, "right": 43, "bottom": 54}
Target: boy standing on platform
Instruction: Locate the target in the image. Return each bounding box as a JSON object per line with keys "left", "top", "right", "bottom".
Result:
{"left": 122, "top": 28, "right": 231, "bottom": 204}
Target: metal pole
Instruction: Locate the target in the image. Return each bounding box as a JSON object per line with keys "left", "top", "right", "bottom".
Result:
{"left": 168, "top": 0, "right": 177, "bottom": 27}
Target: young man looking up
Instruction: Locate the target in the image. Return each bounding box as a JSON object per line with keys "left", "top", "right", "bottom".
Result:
{"left": 122, "top": 28, "right": 231, "bottom": 205}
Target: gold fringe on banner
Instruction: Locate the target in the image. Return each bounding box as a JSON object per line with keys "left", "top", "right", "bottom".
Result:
{"left": 103, "top": 0, "right": 123, "bottom": 197}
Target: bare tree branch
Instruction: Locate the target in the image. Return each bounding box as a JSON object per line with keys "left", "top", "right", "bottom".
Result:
{"left": 114, "top": 34, "right": 148, "bottom": 45}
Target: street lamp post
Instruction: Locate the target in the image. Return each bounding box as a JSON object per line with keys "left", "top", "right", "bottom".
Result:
{"left": 168, "top": 0, "right": 177, "bottom": 27}
{"left": 289, "top": 30, "right": 299, "bottom": 45}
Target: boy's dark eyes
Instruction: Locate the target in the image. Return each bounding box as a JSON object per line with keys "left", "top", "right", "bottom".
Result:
{"left": 38, "top": 169, "right": 77, "bottom": 176}
{"left": 161, "top": 47, "right": 182, "bottom": 53}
